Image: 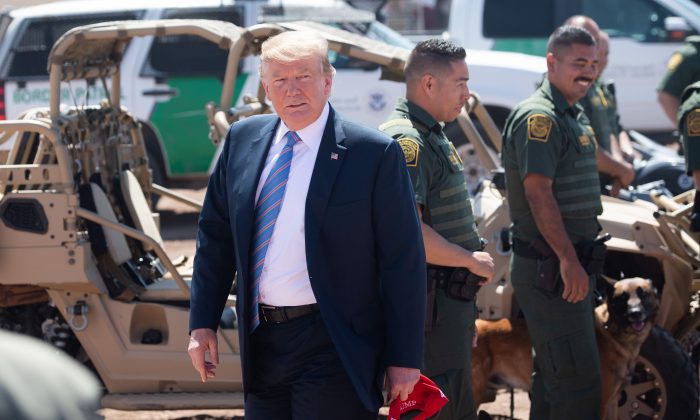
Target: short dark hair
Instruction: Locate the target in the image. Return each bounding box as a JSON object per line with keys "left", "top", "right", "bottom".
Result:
{"left": 405, "top": 39, "right": 466, "bottom": 82}
{"left": 547, "top": 25, "right": 596, "bottom": 56}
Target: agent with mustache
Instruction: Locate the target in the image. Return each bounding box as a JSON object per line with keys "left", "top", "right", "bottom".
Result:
{"left": 565, "top": 15, "right": 635, "bottom": 197}
{"left": 502, "top": 26, "right": 602, "bottom": 419}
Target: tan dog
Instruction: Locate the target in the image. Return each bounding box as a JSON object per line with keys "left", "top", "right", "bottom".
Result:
{"left": 471, "top": 277, "right": 659, "bottom": 418}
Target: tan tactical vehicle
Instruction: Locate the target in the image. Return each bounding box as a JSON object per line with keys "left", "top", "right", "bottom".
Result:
{"left": 0, "top": 18, "right": 697, "bottom": 418}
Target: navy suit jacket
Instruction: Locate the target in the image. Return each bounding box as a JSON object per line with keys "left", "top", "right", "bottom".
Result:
{"left": 189, "top": 106, "right": 426, "bottom": 411}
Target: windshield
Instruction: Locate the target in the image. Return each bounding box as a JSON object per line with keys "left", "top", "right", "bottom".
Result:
{"left": 366, "top": 20, "right": 414, "bottom": 49}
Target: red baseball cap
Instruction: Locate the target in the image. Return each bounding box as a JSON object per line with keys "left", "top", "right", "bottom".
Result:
{"left": 388, "top": 374, "right": 449, "bottom": 420}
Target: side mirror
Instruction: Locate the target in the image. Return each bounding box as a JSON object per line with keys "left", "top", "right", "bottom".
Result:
{"left": 664, "top": 16, "right": 692, "bottom": 42}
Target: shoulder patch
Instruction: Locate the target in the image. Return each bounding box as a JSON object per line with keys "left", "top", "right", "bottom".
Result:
{"left": 688, "top": 109, "right": 700, "bottom": 137}
{"left": 527, "top": 114, "right": 552, "bottom": 143}
{"left": 397, "top": 137, "right": 420, "bottom": 167}
{"left": 667, "top": 52, "right": 684, "bottom": 71}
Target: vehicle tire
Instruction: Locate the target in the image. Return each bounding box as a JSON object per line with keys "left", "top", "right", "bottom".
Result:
{"left": 615, "top": 325, "right": 699, "bottom": 419}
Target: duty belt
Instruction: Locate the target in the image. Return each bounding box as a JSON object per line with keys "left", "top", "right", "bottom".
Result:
{"left": 511, "top": 236, "right": 608, "bottom": 276}
{"left": 428, "top": 266, "right": 461, "bottom": 289}
{"left": 259, "top": 303, "right": 319, "bottom": 324}
{"left": 427, "top": 265, "right": 482, "bottom": 302}
{"left": 511, "top": 238, "right": 540, "bottom": 259}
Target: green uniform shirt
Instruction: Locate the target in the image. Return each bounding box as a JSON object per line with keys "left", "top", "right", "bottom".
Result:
{"left": 580, "top": 80, "right": 614, "bottom": 152}
{"left": 679, "top": 81, "right": 700, "bottom": 171}
{"left": 658, "top": 35, "right": 700, "bottom": 99}
{"left": 380, "top": 98, "right": 482, "bottom": 252}
{"left": 380, "top": 98, "right": 480, "bottom": 375}
{"left": 502, "top": 79, "right": 603, "bottom": 245}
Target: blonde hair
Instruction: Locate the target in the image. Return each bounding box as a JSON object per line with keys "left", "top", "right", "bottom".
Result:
{"left": 260, "top": 30, "right": 336, "bottom": 78}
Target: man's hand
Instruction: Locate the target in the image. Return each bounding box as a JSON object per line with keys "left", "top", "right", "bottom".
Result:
{"left": 188, "top": 328, "right": 219, "bottom": 382}
{"left": 596, "top": 148, "right": 635, "bottom": 188}
{"left": 559, "top": 255, "right": 589, "bottom": 303}
{"left": 465, "top": 251, "right": 495, "bottom": 284}
{"left": 385, "top": 366, "right": 420, "bottom": 403}
{"left": 610, "top": 178, "right": 623, "bottom": 197}
{"left": 616, "top": 161, "right": 635, "bottom": 188}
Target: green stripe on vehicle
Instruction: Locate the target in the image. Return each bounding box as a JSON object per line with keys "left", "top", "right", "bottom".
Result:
{"left": 149, "top": 73, "right": 249, "bottom": 178}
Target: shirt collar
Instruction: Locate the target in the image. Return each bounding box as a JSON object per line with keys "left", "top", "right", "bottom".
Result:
{"left": 541, "top": 78, "right": 578, "bottom": 117}
{"left": 276, "top": 102, "right": 329, "bottom": 155}
{"left": 396, "top": 98, "right": 444, "bottom": 133}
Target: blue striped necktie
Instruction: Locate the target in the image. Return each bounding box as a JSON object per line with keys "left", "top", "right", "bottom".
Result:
{"left": 249, "top": 131, "right": 301, "bottom": 332}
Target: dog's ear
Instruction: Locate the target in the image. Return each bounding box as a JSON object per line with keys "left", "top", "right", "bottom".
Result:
{"left": 644, "top": 278, "right": 659, "bottom": 296}
{"left": 596, "top": 275, "right": 616, "bottom": 301}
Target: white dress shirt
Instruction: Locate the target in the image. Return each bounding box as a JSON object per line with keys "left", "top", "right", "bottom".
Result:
{"left": 253, "top": 103, "right": 329, "bottom": 306}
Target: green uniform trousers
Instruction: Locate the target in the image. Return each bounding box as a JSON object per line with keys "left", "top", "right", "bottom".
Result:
{"left": 510, "top": 254, "right": 601, "bottom": 420}
{"left": 410, "top": 292, "right": 477, "bottom": 420}
{"left": 428, "top": 367, "right": 475, "bottom": 420}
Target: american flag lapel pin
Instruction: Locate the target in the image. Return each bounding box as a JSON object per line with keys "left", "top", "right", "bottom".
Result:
{"left": 330, "top": 152, "right": 338, "bottom": 160}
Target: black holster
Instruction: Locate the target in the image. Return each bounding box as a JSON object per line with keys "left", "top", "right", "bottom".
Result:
{"left": 426, "top": 265, "right": 484, "bottom": 331}
{"left": 574, "top": 236, "right": 609, "bottom": 277}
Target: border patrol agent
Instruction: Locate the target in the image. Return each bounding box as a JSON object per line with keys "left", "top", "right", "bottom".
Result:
{"left": 658, "top": 36, "right": 700, "bottom": 124}
{"left": 581, "top": 81, "right": 613, "bottom": 152}
{"left": 380, "top": 39, "right": 494, "bottom": 420}
{"left": 502, "top": 26, "right": 603, "bottom": 419}
{"left": 601, "top": 82, "right": 623, "bottom": 145}
{"left": 679, "top": 81, "right": 700, "bottom": 230}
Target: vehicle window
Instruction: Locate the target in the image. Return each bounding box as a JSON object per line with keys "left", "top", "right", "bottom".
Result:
{"left": 483, "top": 0, "right": 556, "bottom": 38}
{"left": 366, "top": 21, "right": 414, "bottom": 49}
{"left": 143, "top": 7, "right": 243, "bottom": 77}
{"left": 583, "top": 0, "right": 678, "bottom": 42}
{"left": 6, "top": 12, "right": 141, "bottom": 79}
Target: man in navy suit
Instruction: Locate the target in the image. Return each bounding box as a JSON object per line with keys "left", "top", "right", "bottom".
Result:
{"left": 187, "top": 30, "right": 427, "bottom": 419}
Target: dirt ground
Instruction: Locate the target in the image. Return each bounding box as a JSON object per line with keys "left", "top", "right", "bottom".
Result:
{"left": 100, "top": 389, "right": 530, "bottom": 419}
{"left": 101, "top": 189, "right": 531, "bottom": 419}
{"left": 100, "top": 390, "right": 530, "bottom": 420}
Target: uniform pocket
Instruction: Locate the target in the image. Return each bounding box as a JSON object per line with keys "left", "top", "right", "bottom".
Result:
{"left": 543, "top": 329, "right": 596, "bottom": 380}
